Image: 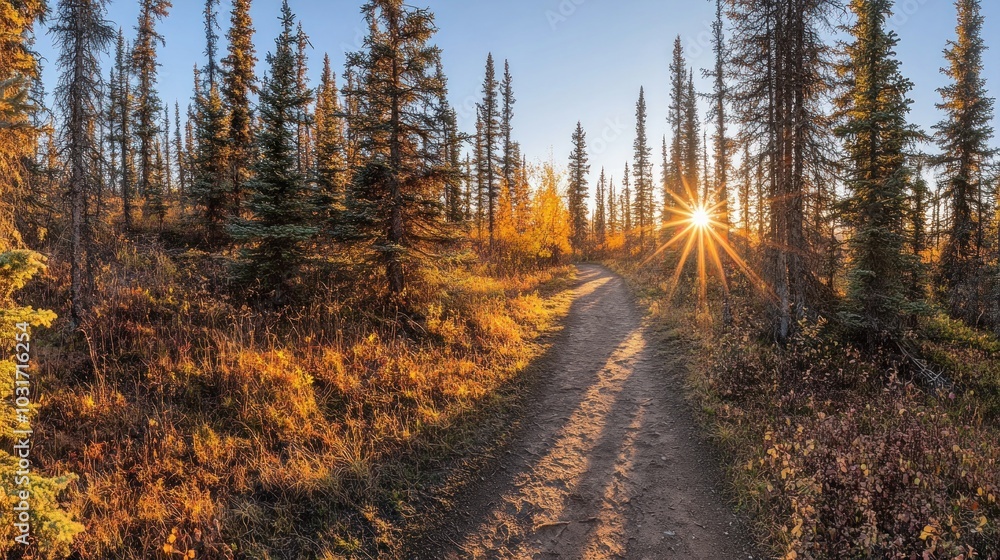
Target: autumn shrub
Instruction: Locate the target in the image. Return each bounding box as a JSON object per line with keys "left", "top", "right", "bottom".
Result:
{"left": 0, "top": 250, "right": 84, "bottom": 560}
{"left": 28, "top": 239, "right": 575, "bottom": 559}
{"left": 704, "top": 318, "right": 1000, "bottom": 559}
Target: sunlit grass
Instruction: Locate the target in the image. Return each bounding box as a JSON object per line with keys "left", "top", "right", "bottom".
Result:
{"left": 31, "top": 239, "right": 577, "bottom": 559}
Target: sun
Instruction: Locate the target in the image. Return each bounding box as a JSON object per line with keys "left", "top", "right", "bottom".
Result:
{"left": 691, "top": 207, "right": 711, "bottom": 229}
{"left": 639, "top": 187, "right": 770, "bottom": 308}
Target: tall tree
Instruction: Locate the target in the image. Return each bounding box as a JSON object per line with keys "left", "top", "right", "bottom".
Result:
{"left": 229, "top": 0, "right": 317, "bottom": 297}
{"left": 162, "top": 103, "right": 173, "bottom": 196}
{"left": 313, "top": 54, "right": 348, "bottom": 229}
{"left": 595, "top": 168, "right": 607, "bottom": 244}
{"left": 0, "top": 0, "right": 46, "bottom": 249}
{"left": 221, "top": 0, "right": 257, "bottom": 211}
{"left": 608, "top": 175, "right": 618, "bottom": 235}
{"left": 633, "top": 87, "right": 654, "bottom": 245}
{"left": 188, "top": 4, "right": 231, "bottom": 238}
{"left": 174, "top": 101, "right": 186, "bottom": 209}
{"left": 666, "top": 36, "right": 686, "bottom": 215}
{"left": 294, "top": 23, "right": 313, "bottom": 174}
{"left": 52, "top": 0, "right": 115, "bottom": 325}
{"left": 683, "top": 72, "right": 701, "bottom": 201}
{"left": 132, "top": 0, "right": 172, "bottom": 215}
{"left": 431, "top": 60, "right": 464, "bottom": 225}
{"left": 707, "top": 0, "right": 730, "bottom": 225}
{"left": 479, "top": 53, "right": 500, "bottom": 248}
{"left": 343, "top": 0, "right": 452, "bottom": 302}
{"left": 729, "top": 0, "right": 838, "bottom": 340}
{"left": 501, "top": 60, "right": 517, "bottom": 209}
{"left": 836, "top": 0, "right": 923, "bottom": 341}
{"left": 933, "top": 0, "right": 996, "bottom": 318}
{"left": 109, "top": 29, "right": 136, "bottom": 230}
{"left": 567, "top": 121, "right": 590, "bottom": 253}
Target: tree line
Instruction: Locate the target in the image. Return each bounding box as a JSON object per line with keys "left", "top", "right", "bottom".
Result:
{"left": 559, "top": 0, "right": 996, "bottom": 345}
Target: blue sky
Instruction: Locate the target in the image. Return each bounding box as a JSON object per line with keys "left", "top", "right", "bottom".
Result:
{"left": 33, "top": 0, "right": 1000, "bottom": 192}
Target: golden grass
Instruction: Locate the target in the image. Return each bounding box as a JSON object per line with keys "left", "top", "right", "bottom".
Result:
{"left": 30, "top": 240, "right": 576, "bottom": 559}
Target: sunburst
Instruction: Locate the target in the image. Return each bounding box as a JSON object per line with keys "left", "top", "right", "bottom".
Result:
{"left": 639, "top": 185, "right": 768, "bottom": 306}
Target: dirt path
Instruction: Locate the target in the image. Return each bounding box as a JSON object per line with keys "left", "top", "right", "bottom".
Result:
{"left": 426, "top": 265, "right": 753, "bottom": 560}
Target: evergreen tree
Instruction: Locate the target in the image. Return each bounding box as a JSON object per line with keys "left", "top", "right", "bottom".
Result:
{"left": 479, "top": 53, "right": 500, "bottom": 248}
{"left": 708, "top": 0, "right": 730, "bottom": 225}
{"left": 174, "top": 101, "right": 186, "bottom": 209}
{"left": 343, "top": 0, "right": 452, "bottom": 302}
{"left": 933, "top": 0, "right": 996, "bottom": 317}
{"left": 52, "top": 0, "right": 115, "bottom": 325}
{"left": 132, "top": 0, "right": 171, "bottom": 210}
{"left": 567, "top": 121, "right": 590, "bottom": 253}
{"left": 146, "top": 138, "right": 167, "bottom": 227}
{"left": 162, "top": 103, "right": 173, "bottom": 197}
{"left": 836, "top": 0, "right": 924, "bottom": 341}
{"left": 189, "top": 4, "right": 231, "bottom": 238}
{"left": 109, "top": 29, "right": 136, "bottom": 230}
{"left": 595, "top": 168, "right": 607, "bottom": 244}
{"left": 666, "top": 36, "right": 686, "bottom": 215}
{"left": 0, "top": 0, "right": 46, "bottom": 247}
{"left": 683, "top": 72, "right": 701, "bottom": 200}
{"left": 729, "top": 0, "right": 838, "bottom": 340}
{"left": 608, "top": 175, "right": 618, "bottom": 235}
{"left": 633, "top": 87, "right": 654, "bottom": 245}
{"left": 501, "top": 60, "right": 517, "bottom": 209}
{"left": 313, "top": 54, "right": 348, "bottom": 229}
{"left": 294, "top": 23, "right": 314, "bottom": 174}
{"left": 221, "top": 0, "right": 257, "bottom": 209}
{"left": 431, "top": 60, "right": 464, "bottom": 225}
{"left": 0, "top": 251, "right": 83, "bottom": 558}
{"left": 229, "top": 1, "right": 317, "bottom": 297}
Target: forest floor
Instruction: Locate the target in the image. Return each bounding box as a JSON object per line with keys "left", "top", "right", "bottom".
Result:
{"left": 419, "top": 265, "right": 755, "bottom": 559}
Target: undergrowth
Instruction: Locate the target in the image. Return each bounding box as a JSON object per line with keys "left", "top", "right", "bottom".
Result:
{"left": 27, "top": 236, "right": 575, "bottom": 559}
{"left": 610, "top": 256, "right": 1000, "bottom": 560}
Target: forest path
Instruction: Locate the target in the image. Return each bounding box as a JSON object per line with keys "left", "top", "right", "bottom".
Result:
{"left": 430, "top": 265, "right": 753, "bottom": 560}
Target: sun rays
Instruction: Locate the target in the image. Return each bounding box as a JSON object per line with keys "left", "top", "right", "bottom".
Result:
{"left": 639, "top": 184, "right": 769, "bottom": 306}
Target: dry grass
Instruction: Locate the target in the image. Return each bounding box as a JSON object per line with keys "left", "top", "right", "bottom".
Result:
{"left": 29, "top": 238, "right": 575, "bottom": 559}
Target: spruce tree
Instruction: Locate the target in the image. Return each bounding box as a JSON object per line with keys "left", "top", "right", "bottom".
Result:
{"left": 608, "top": 176, "right": 617, "bottom": 235}
{"left": 132, "top": 0, "right": 171, "bottom": 210}
{"left": 188, "top": 2, "right": 231, "bottom": 238}
{"left": 294, "top": 23, "right": 313, "bottom": 174}
{"left": 567, "top": 121, "right": 590, "bottom": 253}
{"left": 0, "top": 0, "right": 46, "bottom": 247}
{"left": 313, "top": 54, "right": 348, "bottom": 229}
{"left": 667, "top": 36, "right": 686, "bottom": 215}
{"left": 174, "top": 101, "right": 186, "bottom": 209}
{"left": 343, "top": 0, "right": 452, "bottom": 302}
{"left": 595, "top": 168, "right": 607, "bottom": 244}
{"left": 708, "top": 0, "right": 730, "bottom": 224}
{"left": 51, "top": 0, "right": 114, "bottom": 325}
{"left": 479, "top": 54, "right": 500, "bottom": 248}
{"left": 431, "top": 60, "right": 464, "bottom": 225}
{"left": 221, "top": 0, "right": 257, "bottom": 209}
{"left": 229, "top": 0, "right": 317, "bottom": 297}
{"left": 501, "top": 60, "right": 517, "bottom": 209}
{"left": 633, "top": 87, "right": 654, "bottom": 245}
{"left": 110, "top": 29, "right": 136, "bottom": 230}
{"left": 728, "top": 0, "right": 838, "bottom": 340}
{"left": 683, "top": 72, "right": 701, "bottom": 200}
{"left": 836, "top": 0, "right": 924, "bottom": 341}
{"left": 933, "top": 0, "right": 996, "bottom": 317}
